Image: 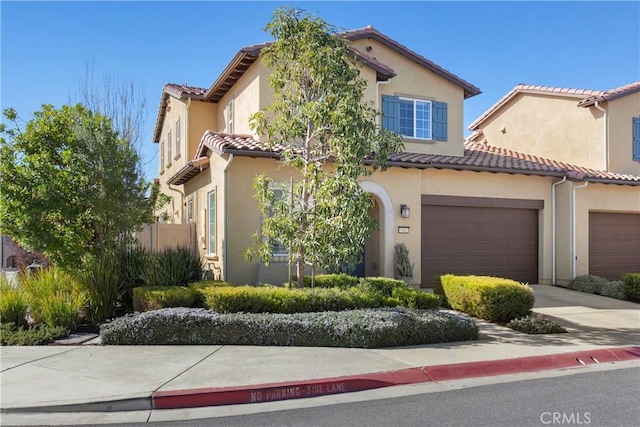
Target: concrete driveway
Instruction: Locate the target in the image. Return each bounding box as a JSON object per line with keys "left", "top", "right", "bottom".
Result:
{"left": 530, "top": 285, "right": 640, "bottom": 347}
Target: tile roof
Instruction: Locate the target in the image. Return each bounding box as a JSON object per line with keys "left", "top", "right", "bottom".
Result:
{"left": 469, "top": 81, "right": 640, "bottom": 130}
{"left": 578, "top": 81, "right": 640, "bottom": 107}
{"left": 203, "top": 26, "right": 481, "bottom": 103}
{"left": 153, "top": 83, "right": 209, "bottom": 143}
{"left": 178, "top": 131, "right": 640, "bottom": 186}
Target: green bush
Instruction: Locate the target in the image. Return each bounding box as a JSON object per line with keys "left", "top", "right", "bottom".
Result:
{"left": 132, "top": 286, "right": 200, "bottom": 312}
{"left": 76, "top": 252, "right": 121, "bottom": 323}
{"left": 391, "top": 287, "right": 441, "bottom": 310}
{"left": 435, "top": 275, "right": 535, "bottom": 323}
{"left": 19, "top": 267, "right": 86, "bottom": 331}
{"left": 142, "top": 246, "right": 203, "bottom": 288}
{"left": 0, "top": 322, "right": 68, "bottom": 346}
{"left": 359, "top": 277, "right": 410, "bottom": 297}
{"left": 565, "top": 275, "right": 608, "bottom": 294}
{"left": 507, "top": 314, "right": 567, "bottom": 334}
{"left": 115, "top": 242, "right": 151, "bottom": 310}
{"left": 293, "top": 274, "right": 359, "bottom": 289}
{"left": 100, "top": 307, "right": 479, "bottom": 347}
{"left": 622, "top": 273, "right": 640, "bottom": 303}
{"left": 0, "top": 282, "right": 30, "bottom": 328}
{"left": 598, "top": 280, "right": 626, "bottom": 300}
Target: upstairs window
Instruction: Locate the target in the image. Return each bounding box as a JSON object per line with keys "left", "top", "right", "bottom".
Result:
{"left": 633, "top": 117, "right": 640, "bottom": 161}
{"left": 160, "top": 140, "right": 165, "bottom": 170}
{"left": 208, "top": 191, "right": 216, "bottom": 255}
{"left": 175, "top": 118, "right": 181, "bottom": 158}
{"left": 382, "top": 95, "right": 448, "bottom": 141}
{"left": 167, "top": 130, "right": 172, "bottom": 164}
{"left": 227, "top": 100, "right": 234, "bottom": 133}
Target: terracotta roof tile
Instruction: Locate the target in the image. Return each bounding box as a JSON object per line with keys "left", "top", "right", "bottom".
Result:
{"left": 153, "top": 83, "right": 209, "bottom": 143}
{"left": 578, "top": 81, "right": 640, "bottom": 107}
{"left": 185, "top": 131, "right": 640, "bottom": 186}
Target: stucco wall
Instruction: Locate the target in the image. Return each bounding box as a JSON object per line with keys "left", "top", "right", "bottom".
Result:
{"left": 479, "top": 94, "right": 605, "bottom": 170}
{"left": 187, "top": 101, "right": 217, "bottom": 160}
{"left": 607, "top": 92, "right": 640, "bottom": 175}
{"left": 217, "top": 61, "right": 264, "bottom": 137}
{"left": 351, "top": 38, "right": 466, "bottom": 157}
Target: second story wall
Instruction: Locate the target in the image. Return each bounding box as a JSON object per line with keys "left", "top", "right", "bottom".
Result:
{"left": 217, "top": 60, "right": 265, "bottom": 138}
{"left": 478, "top": 94, "right": 605, "bottom": 170}
{"left": 607, "top": 92, "right": 640, "bottom": 175}
{"left": 188, "top": 101, "right": 217, "bottom": 160}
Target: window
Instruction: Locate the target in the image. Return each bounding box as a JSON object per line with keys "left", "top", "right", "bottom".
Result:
{"left": 633, "top": 117, "right": 640, "bottom": 161}
{"left": 269, "top": 187, "right": 289, "bottom": 256}
{"left": 226, "top": 100, "right": 234, "bottom": 133}
{"left": 208, "top": 191, "right": 216, "bottom": 255}
{"left": 382, "top": 95, "right": 448, "bottom": 141}
{"left": 160, "top": 140, "right": 165, "bottom": 170}
{"left": 175, "top": 118, "right": 181, "bottom": 158}
{"left": 187, "top": 199, "right": 193, "bottom": 224}
{"left": 167, "top": 130, "right": 172, "bottom": 163}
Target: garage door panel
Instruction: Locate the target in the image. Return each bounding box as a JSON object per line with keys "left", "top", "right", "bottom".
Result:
{"left": 421, "top": 204, "right": 538, "bottom": 286}
{"left": 589, "top": 212, "right": 640, "bottom": 280}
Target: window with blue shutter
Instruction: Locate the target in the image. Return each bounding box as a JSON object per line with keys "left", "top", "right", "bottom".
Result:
{"left": 432, "top": 101, "right": 448, "bottom": 141}
{"left": 382, "top": 95, "right": 399, "bottom": 133}
{"left": 633, "top": 117, "right": 640, "bottom": 161}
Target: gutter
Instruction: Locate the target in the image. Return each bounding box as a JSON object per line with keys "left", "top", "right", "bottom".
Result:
{"left": 551, "top": 177, "right": 567, "bottom": 285}
{"left": 593, "top": 101, "right": 609, "bottom": 171}
{"left": 571, "top": 181, "right": 589, "bottom": 279}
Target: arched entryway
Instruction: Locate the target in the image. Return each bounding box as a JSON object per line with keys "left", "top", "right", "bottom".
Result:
{"left": 358, "top": 180, "right": 394, "bottom": 278}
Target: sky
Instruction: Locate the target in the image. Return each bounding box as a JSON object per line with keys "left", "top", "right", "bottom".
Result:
{"left": 2, "top": 1, "right": 639, "bottom": 182}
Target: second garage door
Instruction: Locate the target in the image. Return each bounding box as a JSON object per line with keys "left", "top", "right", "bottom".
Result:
{"left": 421, "top": 196, "right": 540, "bottom": 287}
{"left": 589, "top": 212, "right": 640, "bottom": 280}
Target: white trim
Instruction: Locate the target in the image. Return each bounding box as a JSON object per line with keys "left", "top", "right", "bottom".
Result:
{"left": 399, "top": 97, "right": 432, "bottom": 140}
{"left": 358, "top": 180, "right": 394, "bottom": 278}
{"left": 207, "top": 190, "right": 217, "bottom": 256}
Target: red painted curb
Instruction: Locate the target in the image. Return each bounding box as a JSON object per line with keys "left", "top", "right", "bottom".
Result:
{"left": 152, "top": 346, "right": 640, "bottom": 410}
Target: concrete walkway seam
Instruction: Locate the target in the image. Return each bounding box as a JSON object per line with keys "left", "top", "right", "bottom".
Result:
{"left": 151, "top": 346, "right": 640, "bottom": 410}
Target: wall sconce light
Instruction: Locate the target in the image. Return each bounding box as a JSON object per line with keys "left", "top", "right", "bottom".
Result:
{"left": 400, "top": 204, "right": 410, "bottom": 218}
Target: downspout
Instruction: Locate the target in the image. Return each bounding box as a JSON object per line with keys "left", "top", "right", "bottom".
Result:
{"left": 376, "top": 81, "right": 391, "bottom": 127}
{"left": 223, "top": 154, "right": 234, "bottom": 281}
{"left": 166, "top": 184, "right": 185, "bottom": 224}
{"left": 185, "top": 97, "right": 192, "bottom": 247}
{"left": 593, "top": 101, "right": 608, "bottom": 171}
{"left": 571, "top": 181, "right": 589, "bottom": 279}
{"left": 551, "top": 176, "right": 567, "bottom": 285}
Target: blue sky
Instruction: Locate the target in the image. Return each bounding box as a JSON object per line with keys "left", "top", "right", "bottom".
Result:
{"left": 2, "top": 1, "right": 639, "bottom": 181}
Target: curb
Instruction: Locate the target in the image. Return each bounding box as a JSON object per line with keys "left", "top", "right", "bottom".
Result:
{"left": 152, "top": 346, "right": 640, "bottom": 410}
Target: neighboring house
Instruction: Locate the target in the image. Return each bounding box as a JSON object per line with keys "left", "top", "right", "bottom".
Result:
{"left": 467, "top": 82, "right": 640, "bottom": 176}
{"left": 153, "top": 26, "right": 640, "bottom": 286}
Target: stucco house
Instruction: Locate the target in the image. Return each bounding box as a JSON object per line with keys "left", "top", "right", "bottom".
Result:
{"left": 152, "top": 27, "right": 640, "bottom": 287}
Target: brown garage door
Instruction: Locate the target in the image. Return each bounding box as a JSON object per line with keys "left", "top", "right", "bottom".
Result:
{"left": 589, "top": 212, "right": 640, "bottom": 280}
{"left": 421, "top": 196, "right": 540, "bottom": 287}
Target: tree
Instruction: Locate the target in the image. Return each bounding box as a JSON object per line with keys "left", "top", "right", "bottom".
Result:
{"left": 246, "top": 7, "right": 403, "bottom": 287}
{"left": 0, "top": 104, "right": 154, "bottom": 268}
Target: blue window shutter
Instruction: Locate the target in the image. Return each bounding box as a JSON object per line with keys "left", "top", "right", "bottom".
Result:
{"left": 382, "top": 95, "right": 400, "bottom": 133}
{"left": 432, "top": 101, "right": 448, "bottom": 141}
{"left": 633, "top": 117, "right": 640, "bottom": 161}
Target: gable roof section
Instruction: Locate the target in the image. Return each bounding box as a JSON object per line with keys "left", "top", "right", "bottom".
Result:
{"left": 168, "top": 130, "right": 640, "bottom": 186}
{"left": 578, "top": 81, "right": 640, "bottom": 107}
{"left": 470, "top": 81, "right": 640, "bottom": 131}
{"left": 153, "top": 83, "right": 209, "bottom": 143}
{"left": 203, "top": 26, "right": 481, "bottom": 103}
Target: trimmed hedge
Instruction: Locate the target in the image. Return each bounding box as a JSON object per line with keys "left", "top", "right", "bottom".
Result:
{"left": 434, "top": 275, "right": 534, "bottom": 322}
{"left": 622, "top": 273, "right": 640, "bottom": 303}
{"left": 298, "top": 273, "right": 359, "bottom": 289}
{"left": 359, "top": 277, "right": 410, "bottom": 297}
{"left": 565, "top": 275, "right": 608, "bottom": 295}
{"left": 132, "top": 286, "right": 199, "bottom": 312}
{"left": 100, "top": 307, "right": 478, "bottom": 347}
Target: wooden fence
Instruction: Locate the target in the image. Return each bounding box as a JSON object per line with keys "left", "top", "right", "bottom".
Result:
{"left": 136, "top": 223, "right": 196, "bottom": 252}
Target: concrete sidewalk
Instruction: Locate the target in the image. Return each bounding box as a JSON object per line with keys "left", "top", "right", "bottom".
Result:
{"left": 1, "top": 285, "right": 639, "bottom": 415}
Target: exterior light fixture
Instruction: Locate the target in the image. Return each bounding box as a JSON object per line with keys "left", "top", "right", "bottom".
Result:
{"left": 400, "top": 204, "right": 410, "bottom": 218}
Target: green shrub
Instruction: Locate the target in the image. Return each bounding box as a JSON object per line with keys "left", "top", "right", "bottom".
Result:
{"left": 359, "top": 277, "right": 410, "bottom": 297}
{"left": 295, "top": 274, "right": 359, "bottom": 289}
{"left": 100, "top": 307, "right": 479, "bottom": 347}
{"left": 565, "top": 275, "right": 608, "bottom": 294}
{"left": 0, "top": 282, "right": 30, "bottom": 328}
{"left": 19, "top": 267, "right": 86, "bottom": 331}
{"left": 143, "top": 246, "right": 203, "bottom": 287}
{"left": 115, "top": 242, "right": 151, "bottom": 310}
{"left": 597, "top": 280, "right": 626, "bottom": 300}
{"left": 132, "top": 286, "right": 200, "bottom": 312}
{"left": 507, "top": 314, "right": 567, "bottom": 334}
{"left": 0, "top": 322, "right": 68, "bottom": 346}
{"left": 76, "top": 252, "right": 121, "bottom": 323}
{"left": 391, "top": 287, "right": 441, "bottom": 310}
{"left": 622, "top": 273, "right": 640, "bottom": 303}
{"left": 435, "top": 275, "right": 535, "bottom": 323}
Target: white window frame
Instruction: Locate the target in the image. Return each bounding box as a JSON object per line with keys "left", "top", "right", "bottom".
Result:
{"left": 160, "top": 140, "right": 165, "bottom": 171}
{"left": 167, "top": 130, "right": 172, "bottom": 165}
{"left": 399, "top": 97, "right": 432, "bottom": 140}
{"left": 175, "top": 118, "right": 181, "bottom": 158}
{"left": 226, "top": 100, "right": 234, "bottom": 134}
{"left": 208, "top": 191, "right": 216, "bottom": 256}
{"left": 187, "top": 199, "right": 193, "bottom": 224}
{"left": 269, "top": 186, "right": 289, "bottom": 257}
